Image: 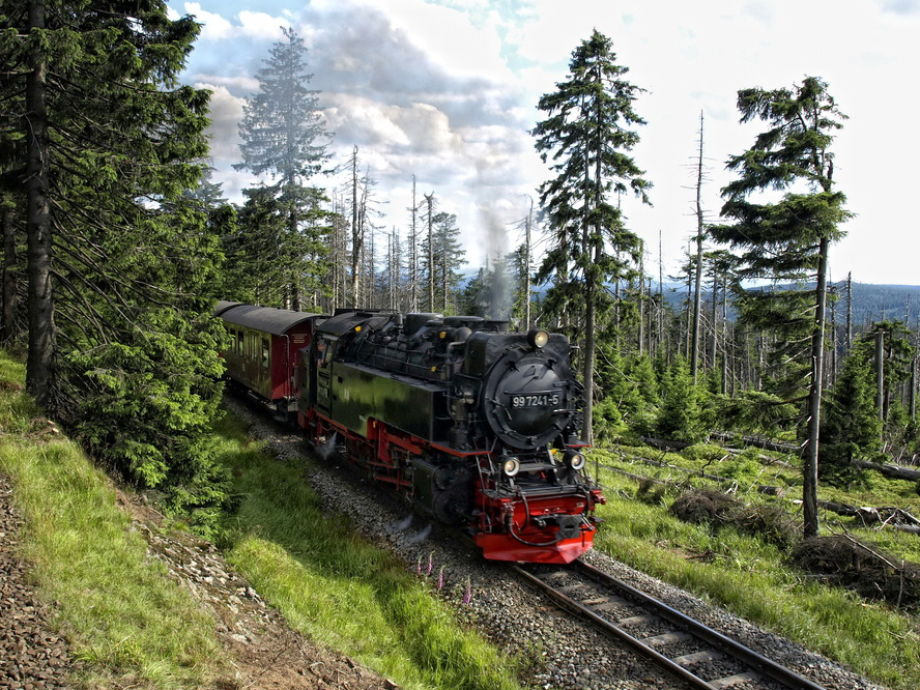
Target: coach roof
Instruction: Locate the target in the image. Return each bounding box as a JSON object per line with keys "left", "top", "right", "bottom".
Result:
{"left": 218, "top": 304, "right": 322, "bottom": 336}
{"left": 213, "top": 300, "right": 242, "bottom": 317}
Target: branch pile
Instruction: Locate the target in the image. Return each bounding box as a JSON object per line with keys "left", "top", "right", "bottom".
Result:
{"left": 670, "top": 489, "right": 797, "bottom": 548}
{"left": 791, "top": 535, "right": 920, "bottom": 609}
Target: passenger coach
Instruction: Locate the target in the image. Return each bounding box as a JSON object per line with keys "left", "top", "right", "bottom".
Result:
{"left": 214, "top": 301, "right": 322, "bottom": 420}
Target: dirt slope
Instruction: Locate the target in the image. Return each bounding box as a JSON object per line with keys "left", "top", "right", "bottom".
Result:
{"left": 0, "top": 472, "right": 395, "bottom": 690}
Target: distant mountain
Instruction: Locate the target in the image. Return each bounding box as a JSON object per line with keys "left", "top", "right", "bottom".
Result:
{"left": 660, "top": 282, "right": 920, "bottom": 327}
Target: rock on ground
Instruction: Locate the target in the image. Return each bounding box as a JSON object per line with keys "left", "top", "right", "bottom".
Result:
{"left": 118, "top": 490, "right": 394, "bottom": 689}
{"left": 0, "top": 474, "right": 74, "bottom": 690}
{"left": 1, "top": 470, "right": 394, "bottom": 690}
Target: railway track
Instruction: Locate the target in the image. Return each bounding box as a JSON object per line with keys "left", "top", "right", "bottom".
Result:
{"left": 513, "top": 560, "right": 825, "bottom": 690}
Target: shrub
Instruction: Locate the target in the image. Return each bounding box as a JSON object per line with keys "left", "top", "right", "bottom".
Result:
{"left": 636, "top": 478, "right": 667, "bottom": 506}
{"left": 681, "top": 443, "right": 727, "bottom": 463}
{"left": 593, "top": 397, "right": 627, "bottom": 442}
{"left": 656, "top": 357, "right": 704, "bottom": 442}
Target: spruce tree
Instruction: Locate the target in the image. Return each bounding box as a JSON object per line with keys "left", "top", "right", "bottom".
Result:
{"left": 425, "top": 211, "right": 464, "bottom": 313}
{"left": 234, "top": 27, "right": 330, "bottom": 309}
{"left": 0, "top": 0, "right": 215, "bottom": 402}
{"left": 709, "top": 77, "right": 850, "bottom": 537}
{"left": 821, "top": 347, "right": 881, "bottom": 474}
{"left": 656, "top": 356, "right": 702, "bottom": 442}
{"left": 0, "top": 193, "right": 20, "bottom": 344}
{"left": 0, "top": 1, "right": 233, "bottom": 522}
{"left": 223, "top": 187, "right": 287, "bottom": 306}
{"left": 533, "top": 30, "right": 651, "bottom": 443}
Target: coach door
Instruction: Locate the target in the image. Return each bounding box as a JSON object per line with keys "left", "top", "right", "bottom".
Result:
{"left": 315, "top": 336, "right": 336, "bottom": 415}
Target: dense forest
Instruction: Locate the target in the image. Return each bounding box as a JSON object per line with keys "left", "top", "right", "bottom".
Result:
{"left": 1, "top": 1, "right": 918, "bottom": 541}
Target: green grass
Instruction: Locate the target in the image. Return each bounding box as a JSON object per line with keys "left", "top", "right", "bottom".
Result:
{"left": 211, "top": 412, "right": 522, "bottom": 690}
{"left": 603, "top": 441, "right": 920, "bottom": 563}
{"left": 0, "top": 351, "right": 224, "bottom": 688}
{"left": 589, "top": 452, "right": 920, "bottom": 689}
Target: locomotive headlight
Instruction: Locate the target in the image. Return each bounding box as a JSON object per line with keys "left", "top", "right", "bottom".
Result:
{"left": 566, "top": 452, "right": 586, "bottom": 471}
{"left": 528, "top": 328, "right": 549, "bottom": 349}
{"left": 502, "top": 456, "right": 521, "bottom": 477}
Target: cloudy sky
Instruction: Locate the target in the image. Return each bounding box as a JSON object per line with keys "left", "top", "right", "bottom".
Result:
{"left": 166, "top": 0, "right": 920, "bottom": 285}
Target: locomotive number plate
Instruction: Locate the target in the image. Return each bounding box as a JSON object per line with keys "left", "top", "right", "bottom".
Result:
{"left": 510, "top": 393, "right": 560, "bottom": 408}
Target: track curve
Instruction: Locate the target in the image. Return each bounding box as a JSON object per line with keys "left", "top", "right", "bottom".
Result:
{"left": 513, "top": 560, "right": 826, "bottom": 690}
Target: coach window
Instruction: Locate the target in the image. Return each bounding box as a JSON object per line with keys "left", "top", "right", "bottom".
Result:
{"left": 261, "top": 338, "right": 270, "bottom": 369}
{"left": 236, "top": 330, "right": 243, "bottom": 354}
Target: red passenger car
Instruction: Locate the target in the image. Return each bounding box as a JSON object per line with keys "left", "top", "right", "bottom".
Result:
{"left": 214, "top": 301, "right": 322, "bottom": 419}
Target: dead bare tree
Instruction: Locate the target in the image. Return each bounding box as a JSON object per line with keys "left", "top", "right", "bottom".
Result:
{"left": 691, "top": 110, "right": 706, "bottom": 382}
{"left": 349, "top": 146, "right": 362, "bottom": 307}
{"left": 424, "top": 192, "right": 435, "bottom": 312}
{"left": 409, "top": 175, "right": 419, "bottom": 312}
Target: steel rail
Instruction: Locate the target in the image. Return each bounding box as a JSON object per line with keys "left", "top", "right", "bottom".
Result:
{"left": 512, "top": 560, "right": 826, "bottom": 690}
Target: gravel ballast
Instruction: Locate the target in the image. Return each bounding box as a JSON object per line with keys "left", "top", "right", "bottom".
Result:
{"left": 227, "top": 397, "right": 889, "bottom": 690}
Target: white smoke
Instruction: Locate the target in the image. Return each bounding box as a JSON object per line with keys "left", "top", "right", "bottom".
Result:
{"left": 480, "top": 208, "right": 512, "bottom": 321}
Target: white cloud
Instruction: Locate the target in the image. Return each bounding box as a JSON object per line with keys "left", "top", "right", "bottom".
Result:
{"left": 181, "top": 3, "right": 291, "bottom": 42}
{"left": 193, "top": 73, "right": 260, "bottom": 92}
{"left": 178, "top": 0, "right": 920, "bottom": 283}
{"left": 322, "top": 94, "right": 413, "bottom": 148}
{"left": 880, "top": 0, "right": 920, "bottom": 14}
{"left": 238, "top": 10, "right": 291, "bottom": 40}
{"left": 195, "top": 83, "right": 244, "bottom": 161}
{"left": 183, "top": 2, "right": 233, "bottom": 41}
{"left": 349, "top": 0, "right": 512, "bottom": 79}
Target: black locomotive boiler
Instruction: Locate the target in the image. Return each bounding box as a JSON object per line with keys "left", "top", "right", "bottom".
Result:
{"left": 217, "top": 303, "right": 605, "bottom": 563}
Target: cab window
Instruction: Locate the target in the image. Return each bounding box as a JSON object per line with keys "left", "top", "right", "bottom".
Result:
{"left": 316, "top": 338, "right": 336, "bottom": 368}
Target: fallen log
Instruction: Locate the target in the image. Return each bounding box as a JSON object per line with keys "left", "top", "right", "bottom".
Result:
{"left": 722, "top": 447, "right": 796, "bottom": 470}
{"left": 796, "top": 499, "right": 920, "bottom": 535}
{"left": 709, "top": 431, "right": 798, "bottom": 454}
{"left": 607, "top": 459, "right": 920, "bottom": 536}
{"left": 640, "top": 436, "right": 692, "bottom": 451}
{"left": 852, "top": 460, "right": 920, "bottom": 482}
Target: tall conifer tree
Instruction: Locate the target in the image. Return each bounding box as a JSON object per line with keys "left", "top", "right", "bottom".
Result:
{"left": 0, "top": 1, "right": 232, "bottom": 515}
{"left": 533, "top": 30, "right": 651, "bottom": 442}
{"left": 709, "top": 77, "right": 850, "bottom": 537}
{"left": 425, "top": 211, "right": 464, "bottom": 313}
{"left": 235, "top": 27, "right": 330, "bottom": 309}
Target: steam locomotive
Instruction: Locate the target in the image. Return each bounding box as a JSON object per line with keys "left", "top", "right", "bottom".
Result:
{"left": 215, "top": 301, "right": 604, "bottom": 563}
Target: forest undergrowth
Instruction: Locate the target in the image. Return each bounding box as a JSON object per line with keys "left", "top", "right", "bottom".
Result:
{"left": 589, "top": 443, "right": 920, "bottom": 689}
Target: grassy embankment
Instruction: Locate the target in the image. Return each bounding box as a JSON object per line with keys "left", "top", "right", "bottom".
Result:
{"left": 0, "top": 351, "right": 223, "bottom": 688}
{"left": 210, "top": 410, "right": 522, "bottom": 690}
{"left": 0, "top": 348, "right": 521, "bottom": 690}
{"left": 589, "top": 443, "right": 920, "bottom": 690}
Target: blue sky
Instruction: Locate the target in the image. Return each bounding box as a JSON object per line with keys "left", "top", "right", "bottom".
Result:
{"left": 167, "top": 0, "right": 920, "bottom": 286}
